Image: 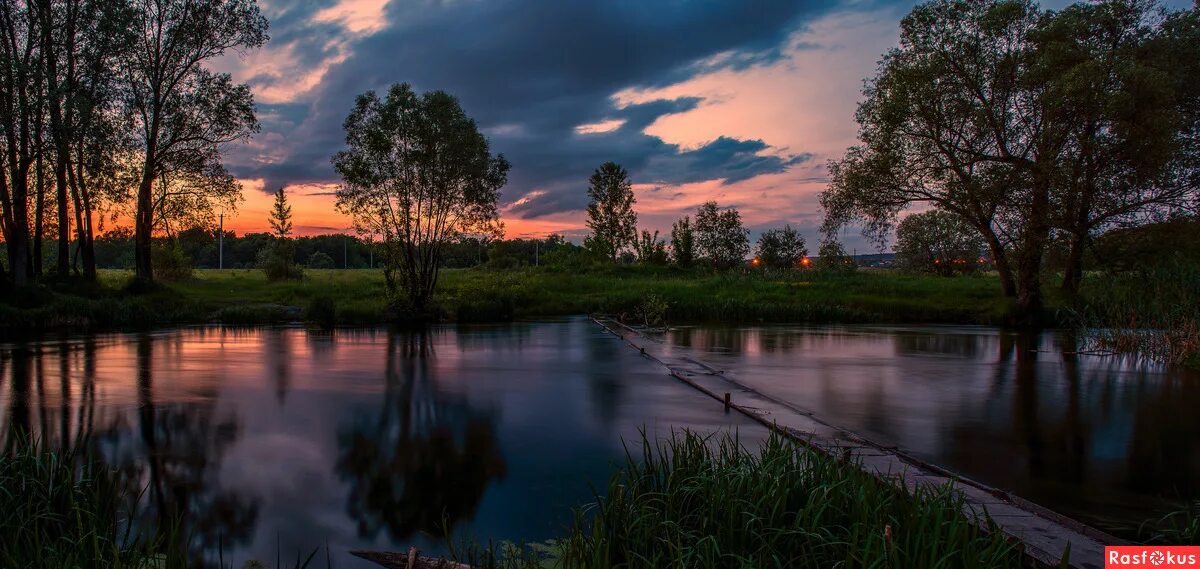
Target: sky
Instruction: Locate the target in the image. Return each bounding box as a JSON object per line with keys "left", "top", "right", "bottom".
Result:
{"left": 211, "top": 0, "right": 1184, "bottom": 251}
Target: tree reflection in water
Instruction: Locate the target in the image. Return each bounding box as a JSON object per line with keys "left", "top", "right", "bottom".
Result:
{"left": 1, "top": 335, "right": 260, "bottom": 567}
{"left": 336, "top": 330, "right": 506, "bottom": 541}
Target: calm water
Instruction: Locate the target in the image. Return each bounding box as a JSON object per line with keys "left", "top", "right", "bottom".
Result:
{"left": 0, "top": 318, "right": 767, "bottom": 567}
{"left": 661, "top": 325, "right": 1200, "bottom": 536}
{"left": 2, "top": 320, "right": 1196, "bottom": 563}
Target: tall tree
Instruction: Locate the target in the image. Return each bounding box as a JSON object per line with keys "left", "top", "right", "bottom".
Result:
{"left": 268, "top": 186, "right": 291, "bottom": 239}
{"left": 755, "top": 225, "right": 808, "bottom": 269}
{"left": 636, "top": 229, "right": 668, "bottom": 265}
{"left": 63, "top": 0, "right": 137, "bottom": 280}
{"left": 583, "top": 162, "right": 637, "bottom": 262}
{"left": 670, "top": 216, "right": 695, "bottom": 268}
{"left": 124, "top": 0, "right": 267, "bottom": 285}
{"left": 333, "top": 83, "right": 509, "bottom": 313}
{"left": 1032, "top": 0, "right": 1200, "bottom": 294}
{"left": 695, "top": 201, "right": 749, "bottom": 269}
{"left": 822, "top": 0, "right": 1051, "bottom": 317}
{"left": 0, "top": 0, "right": 42, "bottom": 286}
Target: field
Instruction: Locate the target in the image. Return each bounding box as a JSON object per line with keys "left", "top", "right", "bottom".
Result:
{"left": 0, "top": 267, "right": 1015, "bottom": 333}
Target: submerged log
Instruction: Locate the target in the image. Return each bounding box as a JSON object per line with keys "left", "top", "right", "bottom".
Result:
{"left": 351, "top": 548, "right": 473, "bottom": 569}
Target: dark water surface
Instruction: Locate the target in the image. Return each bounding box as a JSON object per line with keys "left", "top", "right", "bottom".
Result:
{"left": 661, "top": 324, "right": 1200, "bottom": 537}
{"left": 0, "top": 318, "right": 766, "bottom": 567}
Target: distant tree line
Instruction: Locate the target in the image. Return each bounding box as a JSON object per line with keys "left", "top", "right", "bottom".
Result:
{"left": 70, "top": 228, "right": 378, "bottom": 271}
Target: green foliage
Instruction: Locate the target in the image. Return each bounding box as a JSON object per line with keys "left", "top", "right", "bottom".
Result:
{"left": 151, "top": 240, "right": 193, "bottom": 281}
{"left": 1071, "top": 257, "right": 1200, "bottom": 367}
{"left": 464, "top": 430, "right": 1021, "bottom": 568}
{"left": 823, "top": 0, "right": 1200, "bottom": 311}
{"left": 0, "top": 443, "right": 184, "bottom": 568}
{"left": 305, "top": 295, "right": 338, "bottom": 329}
{"left": 2, "top": 267, "right": 1017, "bottom": 332}
{"left": 257, "top": 240, "right": 303, "bottom": 282}
{"left": 895, "top": 210, "right": 984, "bottom": 275}
{"left": 816, "top": 238, "right": 856, "bottom": 274}
{"left": 333, "top": 83, "right": 509, "bottom": 312}
{"left": 307, "top": 250, "right": 335, "bottom": 269}
{"left": 584, "top": 162, "right": 638, "bottom": 262}
{"left": 635, "top": 230, "right": 668, "bottom": 265}
{"left": 1145, "top": 500, "right": 1200, "bottom": 545}
{"left": 669, "top": 216, "right": 696, "bottom": 268}
{"left": 269, "top": 187, "right": 293, "bottom": 238}
{"left": 755, "top": 225, "right": 808, "bottom": 269}
{"left": 1089, "top": 217, "right": 1200, "bottom": 273}
{"left": 635, "top": 293, "right": 669, "bottom": 328}
{"left": 694, "top": 201, "right": 749, "bottom": 269}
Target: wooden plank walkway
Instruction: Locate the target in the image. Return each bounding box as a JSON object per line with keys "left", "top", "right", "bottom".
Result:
{"left": 591, "top": 316, "right": 1121, "bottom": 569}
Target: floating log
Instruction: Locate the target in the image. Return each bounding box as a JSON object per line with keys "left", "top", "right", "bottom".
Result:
{"left": 351, "top": 548, "right": 473, "bottom": 569}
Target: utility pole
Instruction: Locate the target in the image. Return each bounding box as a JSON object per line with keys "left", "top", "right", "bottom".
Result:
{"left": 218, "top": 213, "right": 224, "bottom": 269}
{"left": 343, "top": 234, "right": 348, "bottom": 269}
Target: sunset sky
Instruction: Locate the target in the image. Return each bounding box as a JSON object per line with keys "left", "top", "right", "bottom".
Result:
{"left": 211, "top": 0, "right": 1185, "bottom": 251}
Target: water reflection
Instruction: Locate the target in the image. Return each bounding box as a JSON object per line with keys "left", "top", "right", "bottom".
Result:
{"left": 663, "top": 325, "right": 1200, "bottom": 536}
{"left": 1, "top": 319, "right": 764, "bottom": 567}
{"left": 336, "top": 332, "right": 506, "bottom": 541}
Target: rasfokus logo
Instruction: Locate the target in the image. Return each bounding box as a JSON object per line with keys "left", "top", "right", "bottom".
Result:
{"left": 1106, "top": 546, "right": 1200, "bottom": 567}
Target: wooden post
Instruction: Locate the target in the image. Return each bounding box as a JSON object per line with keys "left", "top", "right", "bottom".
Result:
{"left": 724, "top": 392, "right": 731, "bottom": 411}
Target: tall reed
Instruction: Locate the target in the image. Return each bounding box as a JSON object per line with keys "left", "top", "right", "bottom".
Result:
{"left": 463, "top": 430, "right": 1022, "bottom": 568}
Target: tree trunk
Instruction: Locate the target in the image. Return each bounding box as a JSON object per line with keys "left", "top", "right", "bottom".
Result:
{"left": 1060, "top": 230, "right": 1087, "bottom": 296}
{"left": 134, "top": 164, "right": 156, "bottom": 285}
{"left": 1013, "top": 179, "right": 1053, "bottom": 324}
{"left": 5, "top": 174, "right": 33, "bottom": 287}
{"left": 981, "top": 230, "right": 1016, "bottom": 298}
{"left": 54, "top": 154, "right": 70, "bottom": 277}
{"left": 32, "top": 154, "right": 44, "bottom": 278}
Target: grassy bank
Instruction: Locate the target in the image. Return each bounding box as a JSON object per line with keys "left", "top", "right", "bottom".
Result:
{"left": 1, "top": 266, "right": 1011, "bottom": 333}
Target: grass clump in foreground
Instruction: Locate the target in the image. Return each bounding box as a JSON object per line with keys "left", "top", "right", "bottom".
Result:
{"left": 0, "top": 443, "right": 170, "bottom": 568}
{"left": 459, "top": 430, "right": 1023, "bottom": 569}
{"left": 0, "top": 441, "right": 322, "bottom": 569}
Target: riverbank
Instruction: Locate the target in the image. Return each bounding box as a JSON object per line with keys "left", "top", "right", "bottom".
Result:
{"left": 1, "top": 267, "right": 1013, "bottom": 333}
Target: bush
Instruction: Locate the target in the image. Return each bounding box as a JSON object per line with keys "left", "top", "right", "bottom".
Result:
{"left": 307, "top": 250, "right": 335, "bottom": 269}
{"left": 257, "top": 240, "right": 303, "bottom": 281}
{"left": 1073, "top": 257, "right": 1200, "bottom": 367}
{"left": 151, "top": 240, "right": 192, "bottom": 281}
{"left": 816, "top": 238, "right": 857, "bottom": 275}
{"left": 305, "top": 295, "right": 337, "bottom": 329}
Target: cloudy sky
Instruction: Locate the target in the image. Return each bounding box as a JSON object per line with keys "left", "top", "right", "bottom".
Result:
{"left": 209, "top": 0, "right": 1132, "bottom": 249}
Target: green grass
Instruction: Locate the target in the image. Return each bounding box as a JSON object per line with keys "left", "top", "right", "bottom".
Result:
{"left": 1, "top": 266, "right": 1011, "bottom": 333}
{"left": 456, "top": 430, "right": 1024, "bottom": 568}
{"left": 0, "top": 442, "right": 174, "bottom": 568}
{"left": 1068, "top": 258, "right": 1200, "bottom": 367}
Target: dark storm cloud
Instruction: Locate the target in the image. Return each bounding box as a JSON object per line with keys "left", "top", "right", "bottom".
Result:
{"left": 230, "top": 0, "right": 838, "bottom": 216}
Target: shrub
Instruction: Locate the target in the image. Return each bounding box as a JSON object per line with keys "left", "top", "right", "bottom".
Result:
{"left": 151, "top": 240, "right": 192, "bottom": 281}
{"left": 307, "top": 250, "right": 335, "bottom": 269}
{"left": 755, "top": 225, "right": 808, "bottom": 269}
{"left": 258, "top": 240, "right": 303, "bottom": 281}
{"left": 305, "top": 295, "right": 338, "bottom": 329}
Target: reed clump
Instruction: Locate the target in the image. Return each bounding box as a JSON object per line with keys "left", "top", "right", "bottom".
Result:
{"left": 462, "top": 430, "right": 1023, "bottom": 568}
